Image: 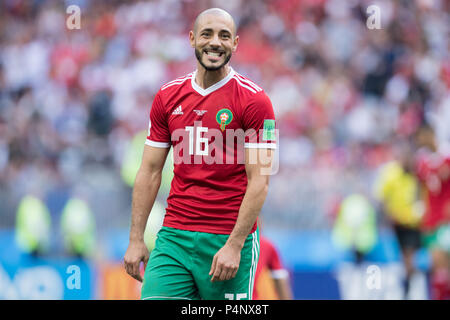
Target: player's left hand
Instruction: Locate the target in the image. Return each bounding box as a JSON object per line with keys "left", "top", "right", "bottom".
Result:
{"left": 209, "top": 243, "right": 241, "bottom": 282}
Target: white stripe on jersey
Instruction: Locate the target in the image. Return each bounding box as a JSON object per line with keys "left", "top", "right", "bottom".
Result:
{"left": 162, "top": 76, "right": 190, "bottom": 88}
{"left": 234, "top": 74, "right": 262, "bottom": 92}
{"left": 232, "top": 76, "right": 257, "bottom": 94}
{"left": 244, "top": 143, "right": 277, "bottom": 149}
{"left": 271, "top": 269, "right": 289, "bottom": 279}
{"left": 145, "top": 139, "right": 171, "bottom": 148}
{"left": 161, "top": 74, "right": 193, "bottom": 90}
{"left": 165, "top": 73, "right": 193, "bottom": 85}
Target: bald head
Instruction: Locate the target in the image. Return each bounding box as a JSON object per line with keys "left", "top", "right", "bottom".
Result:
{"left": 190, "top": 8, "right": 239, "bottom": 72}
{"left": 193, "top": 8, "right": 237, "bottom": 37}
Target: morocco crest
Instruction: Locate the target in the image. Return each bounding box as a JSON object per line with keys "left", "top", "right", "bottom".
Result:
{"left": 216, "top": 108, "right": 233, "bottom": 131}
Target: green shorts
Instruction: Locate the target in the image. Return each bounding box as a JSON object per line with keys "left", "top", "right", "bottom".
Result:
{"left": 141, "top": 226, "right": 260, "bottom": 300}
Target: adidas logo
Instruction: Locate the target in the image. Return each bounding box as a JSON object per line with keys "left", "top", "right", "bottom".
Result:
{"left": 172, "top": 105, "right": 183, "bottom": 115}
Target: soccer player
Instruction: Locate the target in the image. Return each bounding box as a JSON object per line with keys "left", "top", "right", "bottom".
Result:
{"left": 123, "top": 8, "right": 276, "bottom": 300}
{"left": 253, "top": 235, "right": 293, "bottom": 300}
{"left": 415, "top": 127, "right": 450, "bottom": 300}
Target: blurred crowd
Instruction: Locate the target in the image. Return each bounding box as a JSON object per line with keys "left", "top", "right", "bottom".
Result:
{"left": 0, "top": 0, "right": 449, "bottom": 235}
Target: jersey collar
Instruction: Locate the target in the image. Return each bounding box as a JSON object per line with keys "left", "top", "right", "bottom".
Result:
{"left": 191, "top": 67, "right": 235, "bottom": 96}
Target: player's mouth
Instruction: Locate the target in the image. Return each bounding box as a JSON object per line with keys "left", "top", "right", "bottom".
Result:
{"left": 204, "top": 50, "right": 224, "bottom": 62}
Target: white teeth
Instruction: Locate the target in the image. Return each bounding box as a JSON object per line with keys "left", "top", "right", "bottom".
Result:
{"left": 206, "top": 51, "right": 221, "bottom": 57}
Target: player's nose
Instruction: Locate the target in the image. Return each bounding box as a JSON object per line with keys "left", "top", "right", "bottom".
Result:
{"left": 209, "top": 34, "right": 221, "bottom": 47}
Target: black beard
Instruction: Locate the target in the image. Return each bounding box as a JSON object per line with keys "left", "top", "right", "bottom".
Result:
{"left": 195, "top": 48, "right": 232, "bottom": 71}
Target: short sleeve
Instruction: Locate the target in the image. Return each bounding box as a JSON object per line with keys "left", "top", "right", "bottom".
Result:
{"left": 145, "top": 91, "right": 171, "bottom": 148}
{"left": 266, "top": 240, "right": 288, "bottom": 279}
{"left": 242, "top": 91, "right": 277, "bottom": 149}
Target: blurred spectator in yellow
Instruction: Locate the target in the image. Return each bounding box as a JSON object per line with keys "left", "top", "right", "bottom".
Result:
{"left": 60, "top": 197, "right": 96, "bottom": 258}
{"left": 332, "top": 193, "right": 377, "bottom": 264}
{"left": 15, "top": 195, "right": 51, "bottom": 256}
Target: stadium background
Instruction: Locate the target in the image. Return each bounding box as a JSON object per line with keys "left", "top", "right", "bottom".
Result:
{"left": 0, "top": 0, "right": 449, "bottom": 299}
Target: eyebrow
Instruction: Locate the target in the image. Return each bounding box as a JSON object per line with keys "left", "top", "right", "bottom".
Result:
{"left": 200, "top": 28, "right": 232, "bottom": 35}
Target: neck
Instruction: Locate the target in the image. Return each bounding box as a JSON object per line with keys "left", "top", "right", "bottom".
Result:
{"left": 195, "top": 65, "right": 230, "bottom": 89}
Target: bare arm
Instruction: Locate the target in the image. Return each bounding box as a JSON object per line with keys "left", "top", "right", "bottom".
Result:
{"left": 273, "top": 276, "right": 293, "bottom": 300}
{"left": 124, "top": 145, "right": 170, "bottom": 282}
{"left": 210, "top": 148, "right": 273, "bottom": 282}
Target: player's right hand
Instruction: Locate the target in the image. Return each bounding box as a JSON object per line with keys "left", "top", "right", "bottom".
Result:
{"left": 124, "top": 240, "right": 149, "bottom": 282}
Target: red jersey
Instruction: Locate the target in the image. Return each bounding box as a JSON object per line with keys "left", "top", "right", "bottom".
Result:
{"left": 146, "top": 67, "right": 276, "bottom": 234}
{"left": 253, "top": 236, "right": 288, "bottom": 300}
{"left": 416, "top": 151, "right": 450, "bottom": 231}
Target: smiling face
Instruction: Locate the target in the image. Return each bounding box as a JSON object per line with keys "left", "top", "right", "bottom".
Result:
{"left": 190, "top": 10, "right": 239, "bottom": 71}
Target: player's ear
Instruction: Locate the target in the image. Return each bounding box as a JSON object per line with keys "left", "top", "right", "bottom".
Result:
{"left": 189, "top": 30, "right": 195, "bottom": 48}
{"left": 232, "top": 35, "right": 239, "bottom": 52}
